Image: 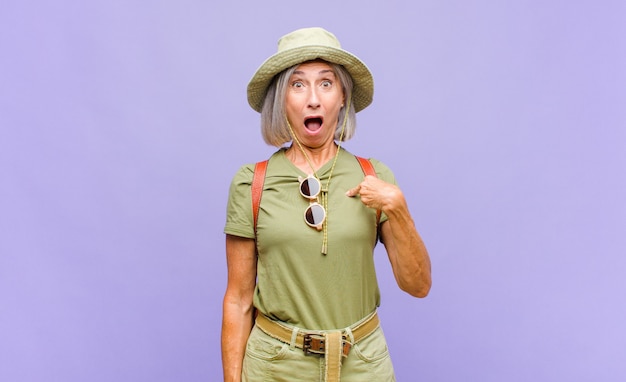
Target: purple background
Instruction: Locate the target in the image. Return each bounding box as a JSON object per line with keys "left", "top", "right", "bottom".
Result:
{"left": 1, "top": 1, "right": 625, "bottom": 381}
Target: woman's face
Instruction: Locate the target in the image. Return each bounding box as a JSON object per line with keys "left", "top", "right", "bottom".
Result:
{"left": 285, "top": 61, "right": 344, "bottom": 149}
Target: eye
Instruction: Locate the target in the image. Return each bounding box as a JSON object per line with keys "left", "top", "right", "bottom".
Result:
{"left": 321, "top": 80, "right": 332, "bottom": 88}
{"left": 291, "top": 81, "right": 304, "bottom": 88}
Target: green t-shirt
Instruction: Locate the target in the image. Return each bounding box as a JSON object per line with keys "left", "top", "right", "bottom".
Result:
{"left": 224, "top": 147, "right": 397, "bottom": 330}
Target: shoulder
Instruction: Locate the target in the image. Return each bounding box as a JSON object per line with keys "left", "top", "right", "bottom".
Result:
{"left": 226, "top": 164, "right": 257, "bottom": 203}
{"left": 368, "top": 157, "right": 393, "bottom": 174}
{"left": 353, "top": 154, "right": 397, "bottom": 185}
{"left": 230, "top": 163, "right": 255, "bottom": 185}
{"left": 229, "top": 149, "right": 285, "bottom": 186}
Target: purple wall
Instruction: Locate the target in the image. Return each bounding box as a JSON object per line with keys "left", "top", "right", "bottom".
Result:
{"left": 1, "top": 1, "right": 625, "bottom": 381}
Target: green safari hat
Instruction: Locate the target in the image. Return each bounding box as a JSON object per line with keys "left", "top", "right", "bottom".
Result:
{"left": 247, "top": 27, "right": 374, "bottom": 113}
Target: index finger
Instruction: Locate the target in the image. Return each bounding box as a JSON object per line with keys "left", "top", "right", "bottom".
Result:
{"left": 345, "top": 184, "right": 361, "bottom": 197}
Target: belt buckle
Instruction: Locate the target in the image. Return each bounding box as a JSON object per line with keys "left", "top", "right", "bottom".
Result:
{"left": 303, "top": 334, "right": 352, "bottom": 357}
{"left": 303, "top": 334, "right": 325, "bottom": 356}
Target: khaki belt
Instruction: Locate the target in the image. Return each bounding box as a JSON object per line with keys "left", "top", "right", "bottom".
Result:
{"left": 254, "top": 312, "right": 380, "bottom": 382}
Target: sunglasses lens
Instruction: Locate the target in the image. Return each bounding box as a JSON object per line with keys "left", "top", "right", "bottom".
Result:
{"left": 304, "top": 204, "right": 325, "bottom": 227}
{"left": 300, "top": 177, "right": 321, "bottom": 198}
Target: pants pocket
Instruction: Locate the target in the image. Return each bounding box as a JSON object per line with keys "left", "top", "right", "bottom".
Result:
{"left": 242, "top": 326, "right": 321, "bottom": 382}
{"left": 342, "top": 327, "right": 396, "bottom": 381}
{"left": 245, "top": 326, "right": 290, "bottom": 361}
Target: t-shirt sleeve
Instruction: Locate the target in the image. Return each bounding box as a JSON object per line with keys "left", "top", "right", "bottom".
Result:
{"left": 368, "top": 158, "right": 398, "bottom": 225}
{"left": 224, "top": 164, "right": 256, "bottom": 239}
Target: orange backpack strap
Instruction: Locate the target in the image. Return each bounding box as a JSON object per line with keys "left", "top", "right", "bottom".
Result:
{"left": 251, "top": 160, "right": 268, "bottom": 236}
{"left": 355, "top": 156, "right": 382, "bottom": 226}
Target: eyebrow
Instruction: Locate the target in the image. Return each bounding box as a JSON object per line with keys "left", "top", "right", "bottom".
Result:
{"left": 292, "top": 69, "right": 336, "bottom": 76}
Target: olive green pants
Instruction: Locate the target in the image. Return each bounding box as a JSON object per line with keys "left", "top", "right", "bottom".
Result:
{"left": 242, "top": 324, "right": 396, "bottom": 381}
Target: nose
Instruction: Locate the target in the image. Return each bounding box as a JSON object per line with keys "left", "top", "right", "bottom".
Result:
{"left": 307, "top": 88, "right": 320, "bottom": 109}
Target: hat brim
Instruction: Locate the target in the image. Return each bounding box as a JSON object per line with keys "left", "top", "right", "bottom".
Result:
{"left": 247, "top": 45, "right": 374, "bottom": 113}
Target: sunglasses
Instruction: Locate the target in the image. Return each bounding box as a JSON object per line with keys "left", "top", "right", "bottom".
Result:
{"left": 299, "top": 175, "right": 326, "bottom": 230}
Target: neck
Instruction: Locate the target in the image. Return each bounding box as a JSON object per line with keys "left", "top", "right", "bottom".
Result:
{"left": 285, "top": 142, "right": 339, "bottom": 174}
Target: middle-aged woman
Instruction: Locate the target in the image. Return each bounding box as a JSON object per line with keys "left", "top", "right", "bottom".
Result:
{"left": 222, "top": 27, "right": 432, "bottom": 382}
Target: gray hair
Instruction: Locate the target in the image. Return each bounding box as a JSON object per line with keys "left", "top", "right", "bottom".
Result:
{"left": 260, "top": 61, "right": 357, "bottom": 147}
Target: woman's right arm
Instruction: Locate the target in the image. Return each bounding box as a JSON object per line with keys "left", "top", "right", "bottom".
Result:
{"left": 221, "top": 234, "right": 257, "bottom": 382}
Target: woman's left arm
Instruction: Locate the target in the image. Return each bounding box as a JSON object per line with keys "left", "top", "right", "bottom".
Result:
{"left": 347, "top": 175, "right": 432, "bottom": 297}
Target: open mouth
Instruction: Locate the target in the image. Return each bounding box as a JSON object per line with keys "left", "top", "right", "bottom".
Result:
{"left": 304, "top": 117, "right": 323, "bottom": 132}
